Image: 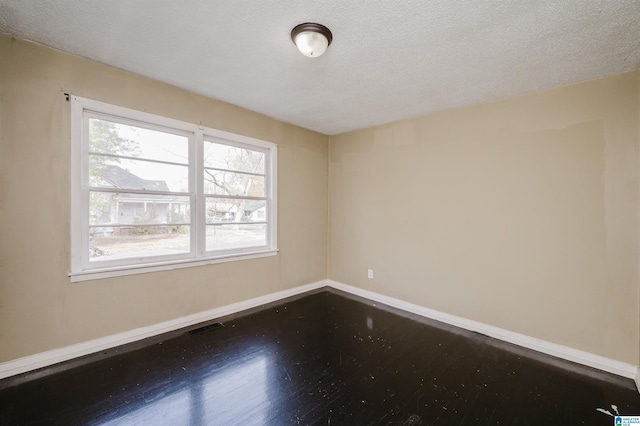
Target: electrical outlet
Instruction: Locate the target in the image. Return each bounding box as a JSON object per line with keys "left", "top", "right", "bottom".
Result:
{"left": 367, "top": 269, "right": 374, "bottom": 279}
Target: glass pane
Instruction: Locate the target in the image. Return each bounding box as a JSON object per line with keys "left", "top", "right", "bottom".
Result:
{"left": 205, "top": 198, "right": 267, "bottom": 223}
{"left": 204, "top": 140, "right": 265, "bottom": 174}
{"left": 89, "top": 226, "right": 190, "bottom": 261}
{"left": 89, "top": 156, "right": 188, "bottom": 192}
{"left": 89, "top": 118, "right": 188, "bottom": 164}
{"left": 203, "top": 169, "right": 265, "bottom": 197}
{"left": 89, "top": 192, "right": 190, "bottom": 225}
{"left": 206, "top": 223, "right": 267, "bottom": 252}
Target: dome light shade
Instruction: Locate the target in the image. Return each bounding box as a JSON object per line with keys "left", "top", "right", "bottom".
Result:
{"left": 291, "top": 23, "right": 333, "bottom": 58}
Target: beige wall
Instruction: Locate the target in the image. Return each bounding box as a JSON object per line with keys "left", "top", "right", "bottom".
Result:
{"left": 329, "top": 71, "right": 640, "bottom": 365}
{"left": 0, "top": 35, "right": 328, "bottom": 362}
{"left": 2, "top": 32, "right": 639, "bottom": 368}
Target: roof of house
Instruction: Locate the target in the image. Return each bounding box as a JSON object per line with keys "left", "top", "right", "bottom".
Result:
{"left": 244, "top": 201, "right": 265, "bottom": 212}
{"left": 99, "top": 164, "right": 170, "bottom": 192}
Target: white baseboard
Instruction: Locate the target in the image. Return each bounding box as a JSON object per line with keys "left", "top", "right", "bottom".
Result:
{"left": 326, "top": 280, "right": 640, "bottom": 383}
{"left": 2, "top": 278, "right": 638, "bottom": 391}
{"left": 0, "top": 280, "right": 326, "bottom": 380}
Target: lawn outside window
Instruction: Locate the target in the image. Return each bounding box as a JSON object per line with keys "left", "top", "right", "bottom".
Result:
{"left": 70, "top": 96, "right": 277, "bottom": 282}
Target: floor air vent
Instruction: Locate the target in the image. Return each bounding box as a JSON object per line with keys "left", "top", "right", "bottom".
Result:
{"left": 188, "top": 322, "right": 224, "bottom": 335}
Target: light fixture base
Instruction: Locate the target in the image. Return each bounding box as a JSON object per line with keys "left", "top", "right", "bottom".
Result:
{"left": 291, "top": 23, "right": 333, "bottom": 58}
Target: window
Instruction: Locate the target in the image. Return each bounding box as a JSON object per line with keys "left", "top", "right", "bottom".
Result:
{"left": 70, "top": 96, "right": 277, "bottom": 281}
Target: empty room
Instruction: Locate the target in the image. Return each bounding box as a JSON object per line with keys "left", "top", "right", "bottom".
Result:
{"left": 1, "top": 1, "right": 640, "bottom": 425}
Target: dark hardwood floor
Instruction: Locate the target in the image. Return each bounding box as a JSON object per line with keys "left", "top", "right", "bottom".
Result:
{"left": 1, "top": 289, "right": 639, "bottom": 425}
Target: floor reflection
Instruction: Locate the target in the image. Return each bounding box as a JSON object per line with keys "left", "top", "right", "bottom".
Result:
{"left": 96, "top": 350, "right": 271, "bottom": 426}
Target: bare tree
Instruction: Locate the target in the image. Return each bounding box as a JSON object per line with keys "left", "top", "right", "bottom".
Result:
{"left": 203, "top": 145, "right": 265, "bottom": 224}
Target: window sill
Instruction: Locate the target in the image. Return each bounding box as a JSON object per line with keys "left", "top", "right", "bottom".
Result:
{"left": 69, "top": 250, "right": 279, "bottom": 282}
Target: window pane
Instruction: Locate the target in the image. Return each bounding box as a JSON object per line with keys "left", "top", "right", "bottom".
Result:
{"left": 204, "top": 141, "right": 265, "bottom": 174}
{"left": 206, "top": 223, "right": 267, "bottom": 252}
{"left": 203, "top": 169, "right": 265, "bottom": 197}
{"left": 89, "top": 225, "right": 190, "bottom": 261}
{"left": 90, "top": 156, "right": 189, "bottom": 192}
{"left": 89, "top": 118, "right": 188, "bottom": 164}
{"left": 89, "top": 192, "right": 190, "bottom": 225}
{"left": 205, "top": 198, "right": 267, "bottom": 223}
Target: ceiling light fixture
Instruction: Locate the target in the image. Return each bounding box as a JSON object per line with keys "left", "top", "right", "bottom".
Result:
{"left": 291, "top": 23, "right": 333, "bottom": 58}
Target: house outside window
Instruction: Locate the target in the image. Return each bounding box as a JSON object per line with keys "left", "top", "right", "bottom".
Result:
{"left": 70, "top": 96, "right": 277, "bottom": 281}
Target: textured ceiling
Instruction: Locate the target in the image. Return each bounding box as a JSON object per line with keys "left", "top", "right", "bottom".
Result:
{"left": 1, "top": 1, "right": 639, "bottom": 135}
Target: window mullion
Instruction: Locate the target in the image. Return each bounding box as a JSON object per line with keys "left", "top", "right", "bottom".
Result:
{"left": 195, "top": 128, "right": 205, "bottom": 258}
{"left": 203, "top": 166, "right": 265, "bottom": 178}
{"left": 204, "top": 195, "right": 268, "bottom": 202}
{"left": 88, "top": 151, "right": 189, "bottom": 168}
{"left": 89, "top": 222, "right": 192, "bottom": 227}
{"left": 87, "top": 187, "right": 192, "bottom": 197}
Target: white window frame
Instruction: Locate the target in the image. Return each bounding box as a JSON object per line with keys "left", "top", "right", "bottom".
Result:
{"left": 70, "top": 96, "right": 277, "bottom": 282}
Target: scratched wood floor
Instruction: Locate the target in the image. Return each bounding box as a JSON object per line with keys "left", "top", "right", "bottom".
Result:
{"left": 1, "top": 289, "right": 639, "bottom": 425}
